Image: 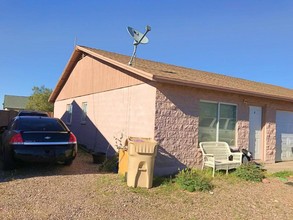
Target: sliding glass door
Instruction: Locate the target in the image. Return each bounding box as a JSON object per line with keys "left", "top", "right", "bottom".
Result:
{"left": 199, "top": 101, "right": 236, "bottom": 146}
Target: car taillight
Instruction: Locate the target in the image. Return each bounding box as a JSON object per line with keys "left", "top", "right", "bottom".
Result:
{"left": 9, "top": 133, "right": 24, "bottom": 144}
{"left": 69, "top": 133, "right": 77, "bottom": 144}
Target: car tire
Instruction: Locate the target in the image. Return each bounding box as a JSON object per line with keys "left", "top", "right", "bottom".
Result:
{"left": 2, "top": 147, "right": 15, "bottom": 170}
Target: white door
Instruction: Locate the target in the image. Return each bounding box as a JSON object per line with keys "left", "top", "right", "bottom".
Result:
{"left": 249, "top": 106, "right": 262, "bottom": 159}
{"left": 276, "top": 111, "right": 293, "bottom": 161}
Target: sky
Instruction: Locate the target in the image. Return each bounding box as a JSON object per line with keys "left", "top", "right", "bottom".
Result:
{"left": 0, "top": 0, "right": 292, "bottom": 109}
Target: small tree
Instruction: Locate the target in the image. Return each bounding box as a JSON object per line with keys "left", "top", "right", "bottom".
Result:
{"left": 26, "top": 86, "right": 54, "bottom": 112}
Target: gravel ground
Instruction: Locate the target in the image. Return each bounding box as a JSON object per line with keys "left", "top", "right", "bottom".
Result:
{"left": 1, "top": 150, "right": 293, "bottom": 220}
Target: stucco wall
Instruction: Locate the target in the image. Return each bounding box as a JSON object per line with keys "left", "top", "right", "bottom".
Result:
{"left": 54, "top": 83, "right": 156, "bottom": 154}
{"left": 153, "top": 83, "right": 293, "bottom": 175}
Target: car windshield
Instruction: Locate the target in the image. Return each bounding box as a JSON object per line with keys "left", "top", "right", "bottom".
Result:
{"left": 18, "top": 111, "right": 48, "bottom": 117}
{"left": 17, "top": 117, "right": 67, "bottom": 132}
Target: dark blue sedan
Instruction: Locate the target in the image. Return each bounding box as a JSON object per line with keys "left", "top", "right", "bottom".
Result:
{"left": 0, "top": 116, "right": 77, "bottom": 170}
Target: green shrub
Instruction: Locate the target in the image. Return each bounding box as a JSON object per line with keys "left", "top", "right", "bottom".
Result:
{"left": 153, "top": 176, "right": 174, "bottom": 187}
{"left": 233, "top": 163, "right": 265, "bottom": 182}
{"left": 175, "top": 168, "right": 213, "bottom": 192}
{"left": 98, "top": 155, "right": 118, "bottom": 173}
{"left": 271, "top": 170, "right": 293, "bottom": 178}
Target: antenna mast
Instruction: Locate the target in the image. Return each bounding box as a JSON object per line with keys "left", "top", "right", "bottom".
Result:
{"left": 74, "top": 37, "right": 77, "bottom": 47}
{"left": 127, "top": 25, "right": 151, "bottom": 66}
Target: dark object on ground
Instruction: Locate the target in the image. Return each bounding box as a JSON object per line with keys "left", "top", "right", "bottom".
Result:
{"left": 92, "top": 152, "right": 106, "bottom": 164}
{"left": 241, "top": 149, "right": 262, "bottom": 168}
{"left": 0, "top": 116, "right": 77, "bottom": 170}
{"left": 230, "top": 147, "right": 261, "bottom": 167}
{"left": 241, "top": 149, "right": 253, "bottom": 164}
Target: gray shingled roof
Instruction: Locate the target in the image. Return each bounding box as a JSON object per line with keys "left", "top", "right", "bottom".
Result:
{"left": 3, "top": 95, "right": 29, "bottom": 110}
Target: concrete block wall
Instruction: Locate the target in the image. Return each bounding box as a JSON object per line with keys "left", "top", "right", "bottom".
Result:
{"left": 265, "top": 122, "right": 277, "bottom": 162}
{"left": 153, "top": 83, "right": 293, "bottom": 175}
{"left": 154, "top": 84, "right": 200, "bottom": 175}
{"left": 236, "top": 120, "right": 250, "bottom": 150}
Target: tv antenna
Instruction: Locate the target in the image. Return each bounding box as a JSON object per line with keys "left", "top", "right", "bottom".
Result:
{"left": 127, "top": 25, "right": 151, "bottom": 66}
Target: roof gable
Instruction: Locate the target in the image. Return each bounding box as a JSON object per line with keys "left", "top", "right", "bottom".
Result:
{"left": 49, "top": 45, "right": 293, "bottom": 103}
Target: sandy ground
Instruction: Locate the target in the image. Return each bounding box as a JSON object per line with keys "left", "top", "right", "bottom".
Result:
{"left": 1, "top": 151, "right": 293, "bottom": 220}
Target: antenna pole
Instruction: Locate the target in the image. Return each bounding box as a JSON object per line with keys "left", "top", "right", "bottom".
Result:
{"left": 128, "top": 44, "right": 137, "bottom": 66}
{"left": 127, "top": 25, "right": 151, "bottom": 66}
{"left": 74, "top": 37, "right": 77, "bottom": 48}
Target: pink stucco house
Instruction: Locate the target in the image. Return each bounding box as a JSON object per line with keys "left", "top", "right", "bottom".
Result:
{"left": 49, "top": 45, "right": 293, "bottom": 176}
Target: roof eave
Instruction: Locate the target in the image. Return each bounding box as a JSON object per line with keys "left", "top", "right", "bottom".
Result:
{"left": 49, "top": 48, "right": 84, "bottom": 103}
{"left": 154, "top": 75, "right": 293, "bottom": 103}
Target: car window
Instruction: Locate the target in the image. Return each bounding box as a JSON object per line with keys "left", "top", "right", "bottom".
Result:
{"left": 17, "top": 118, "right": 67, "bottom": 131}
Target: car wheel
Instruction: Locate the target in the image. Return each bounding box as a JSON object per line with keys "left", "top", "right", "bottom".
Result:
{"left": 2, "top": 147, "right": 15, "bottom": 170}
{"left": 63, "top": 159, "right": 74, "bottom": 166}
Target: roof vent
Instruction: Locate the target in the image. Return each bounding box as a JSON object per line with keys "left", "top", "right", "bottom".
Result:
{"left": 162, "top": 70, "right": 176, "bottom": 74}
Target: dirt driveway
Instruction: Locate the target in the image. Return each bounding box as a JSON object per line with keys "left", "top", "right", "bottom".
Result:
{"left": 1, "top": 150, "right": 293, "bottom": 220}
{"left": 0, "top": 150, "right": 103, "bottom": 219}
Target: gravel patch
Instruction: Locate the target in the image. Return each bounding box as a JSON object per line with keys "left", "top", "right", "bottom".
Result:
{"left": 1, "top": 151, "right": 293, "bottom": 220}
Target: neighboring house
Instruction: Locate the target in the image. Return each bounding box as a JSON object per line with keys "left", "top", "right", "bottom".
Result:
{"left": 49, "top": 45, "right": 293, "bottom": 176}
{"left": 3, "top": 95, "right": 29, "bottom": 111}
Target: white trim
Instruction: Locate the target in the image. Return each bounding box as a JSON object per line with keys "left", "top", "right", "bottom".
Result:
{"left": 22, "top": 142, "right": 72, "bottom": 145}
{"left": 249, "top": 106, "right": 262, "bottom": 160}
{"left": 81, "top": 102, "right": 88, "bottom": 124}
{"left": 66, "top": 104, "right": 72, "bottom": 125}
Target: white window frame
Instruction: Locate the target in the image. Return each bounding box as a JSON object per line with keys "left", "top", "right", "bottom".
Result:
{"left": 66, "top": 104, "right": 72, "bottom": 125}
{"left": 81, "top": 102, "right": 87, "bottom": 124}
{"left": 199, "top": 100, "right": 237, "bottom": 145}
